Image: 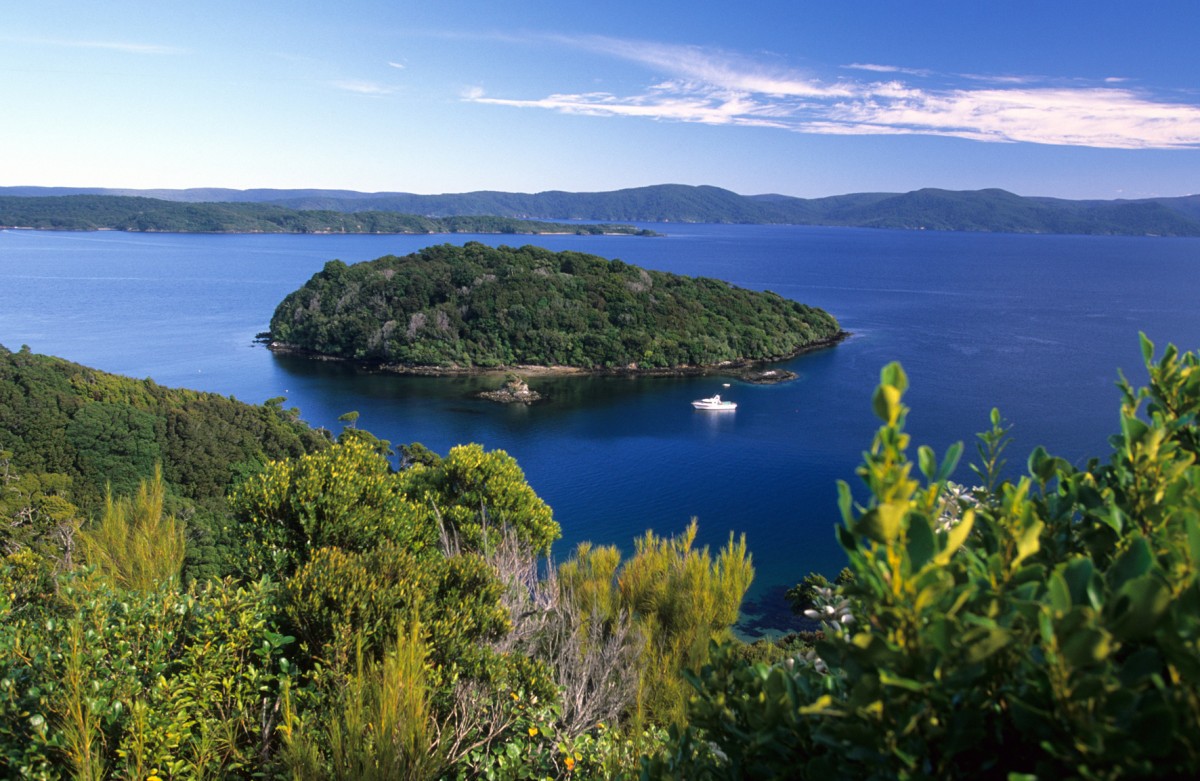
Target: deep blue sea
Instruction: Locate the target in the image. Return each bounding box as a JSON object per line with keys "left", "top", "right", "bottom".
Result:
{"left": 2, "top": 226, "right": 1198, "bottom": 633}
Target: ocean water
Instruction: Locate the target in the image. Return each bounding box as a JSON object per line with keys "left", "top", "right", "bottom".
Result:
{"left": 2, "top": 226, "right": 1198, "bottom": 633}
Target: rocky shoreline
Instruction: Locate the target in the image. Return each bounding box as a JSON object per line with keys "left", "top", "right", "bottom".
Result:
{"left": 264, "top": 330, "right": 849, "bottom": 384}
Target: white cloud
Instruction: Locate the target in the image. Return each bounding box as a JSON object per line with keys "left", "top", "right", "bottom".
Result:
{"left": 464, "top": 37, "right": 1200, "bottom": 150}
{"left": 331, "top": 80, "right": 397, "bottom": 96}
{"left": 844, "top": 62, "right": 932, "bottom": 78}
{"left": 388, "top": 61, "right": 406, "bottom": 70}
{"left": 3, "top": 35, "right": 183, "bottom": 55}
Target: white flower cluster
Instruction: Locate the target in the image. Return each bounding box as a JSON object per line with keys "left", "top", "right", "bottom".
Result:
{"left": 935, "top": 481, "right": 980, "bottom": 532}
{"left": 802, "top": 586, "right": 856, "bottom": 637}
{"left": 790, "top": 584, "right": 857, "bottom": 675}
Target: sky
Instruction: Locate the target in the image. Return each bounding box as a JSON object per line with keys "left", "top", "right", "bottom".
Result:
{"left": 4, "top": 1, "right": 1200, "bottom": 199}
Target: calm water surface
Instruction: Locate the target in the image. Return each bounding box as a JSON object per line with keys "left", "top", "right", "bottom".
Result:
{"left": 2, "top": 226, "right": 1198, "bottom": 632}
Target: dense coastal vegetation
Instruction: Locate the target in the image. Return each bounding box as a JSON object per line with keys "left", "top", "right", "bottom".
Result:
{"left": 7, "top": 184, "right": 1200, "bottom": 236}
{"left": 3, "top": 337, "right": 1200, "bottom": 778}
{"left": 0, "top": 195, "right": 658, "bottom": 236}
{"left": 267, "top": 243, "right": 842, "bottom": 371}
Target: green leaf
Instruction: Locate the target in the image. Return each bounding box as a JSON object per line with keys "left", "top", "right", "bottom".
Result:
{"left": 1110, "top": 575, "right": 1172, "bottom": 641}
{"left": 1012, "top": 518, "right": 1044, "bottom": 570}
{"left": 879, "top": 361, "right": 908, "bottom": 394}
{"left": 1121, "top": 415, "right": 1150, "bottom": 447}
{"left": 854, "top": 501, "right": 906, "bottom": 544}
{"left": 1187, "top": 515, "right": 1200, "bottom": 567}
{"left": 918, "top": 445, "right": 936, "bottom": 482}
{"left": 878, "top": 670, "right": 926, "bottom": 692}
{"left": 1107, "top": 535, "right": 1153, "bottom": 589}
{"left": 872, "top": 383, "right": 902, "bottom": 424}
{"left": 935, "top": 509, "right": 975, "bottom": 566}
{"left": 1061, "top": 557, "right": 1097, "bottom": 608}
{"left": 836, "top": 480, "right": 854, "bottom": 524}
{"left": 836, "top": 523, "right": 859, "bottom": 553}
{"left": 906, "top": 513, "right": 935, "bottom": 571}
{"left": 962, "top": 626, "right": 1011, "bottom": 664}
{"left": 1139, "top": 332, "right": 1155, "bottom": 365}
{"left": 936, "top": 441, "right": 963, "bottom": 483}
{"left": 1046, "top": 572, "right": 1071, "bottom": 614}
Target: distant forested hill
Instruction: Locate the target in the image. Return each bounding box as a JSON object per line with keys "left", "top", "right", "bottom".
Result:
{"left": 5, "top": 185, "right": 1199, "bottom": 236}
{"left": 0, "top": 344, "right": 333, "bottom": 579}
{"left": 268, "top": 243, "right": 842, "bottom": 370}
{"left": 0, "top": 344, "right": 329, "bottom": 507}
{"left": 0, "top": 195, "right": 657, "bottom": 235}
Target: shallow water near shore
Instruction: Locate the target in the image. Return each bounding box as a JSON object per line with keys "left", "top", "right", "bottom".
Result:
{"left": 2, "top": 225, "right": 1198, "bottom": 636}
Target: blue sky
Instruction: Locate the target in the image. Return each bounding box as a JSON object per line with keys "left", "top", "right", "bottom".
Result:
{"left": 5, "top": 1, "right": 1200, "bottom": 199}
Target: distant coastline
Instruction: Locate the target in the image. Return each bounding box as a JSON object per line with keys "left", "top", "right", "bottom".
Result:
{"left": 0, "top": 195, "right": 660, "bottom": 237}
{"left": 5, "top": 184, "right": 1200, "bottom": 237}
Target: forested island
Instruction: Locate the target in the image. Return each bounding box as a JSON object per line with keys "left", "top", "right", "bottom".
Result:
{"left": 7, "top": 183, "right": 1200, "bottom": 236}
{"left": 266, "top": 243, "right": 843, "bottom": 372}
{"left": 4, "top": 338, "right": 1200, "bottom": 778}
{"left": 0, "top": 195, "right": 658, "bottom": 236}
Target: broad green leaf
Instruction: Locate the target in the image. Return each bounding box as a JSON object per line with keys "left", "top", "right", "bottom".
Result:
{"left": 1110, "top": 575, "right": 1171, "bottom": 641}
{"left": 907, "top": 512, "right": 935, "bottom": 571}
{"left": 1061, "top": 557, "right": 1097, "bottom": 607}
{"left": 918, "top": 445, "right": 936, "bottom": 482}
{"left": 1046, "top": 572, "right": 1071, "bottom": 614}
{"left": 854, "top": 501, "right": 906, "bottom": 544}
{"left": 1012, "top": 518, "right": 1044, "bottom": 569}
{"left": 1108, "top": 535, "right": 1153, "bottom": 589}
{"left": 1139, "top": 332, "right": 1155, "bottom": 365}
{"left": 880, "top": 361, "right": 908, "bottom": 394}
{"left": 1061, "top": 626, "right": 1111, "bottom": 668}
{"left": 872, "top": 383, "right": 903, "bottom": 424}
{"left": 1121, "top": 415, "right": 1150, "bottom": 447}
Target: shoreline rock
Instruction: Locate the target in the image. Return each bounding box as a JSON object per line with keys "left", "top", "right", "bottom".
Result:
{"left": 477, "top": 374, "right": 542, "bottom": 404}
{"left": 266, "top": 330, "right": 849, "bottom": 380}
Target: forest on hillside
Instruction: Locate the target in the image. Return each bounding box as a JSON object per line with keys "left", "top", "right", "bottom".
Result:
{"left": 0, "top": 195, "right": 657, "bottom": 236}
{"left": 268, "top": 243, "right": 843, "bottom": 370}
{"left": 7, "top": 184, "right": 1200, "bottom": 236}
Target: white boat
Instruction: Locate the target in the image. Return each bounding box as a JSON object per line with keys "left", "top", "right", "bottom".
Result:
{"left": 692, "top": 394, "right": 737, "bottom": 410}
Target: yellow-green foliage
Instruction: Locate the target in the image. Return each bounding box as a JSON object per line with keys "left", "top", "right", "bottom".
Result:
{"left": 398, "top": 443, "right": 560, "bottom": 554}
{"left": 58, "top": 618, "right": 106, "bottom": 781}
{"left": 2, "top": 572, "right": 294, "bottom": 781}
{"left": 79, "top": 466, "right": 185, "bottom": 590}
{"left": 281, "top": 623, "right": 443, "bottom": 781}
{"left": 235, "top": 436, "right": 433, "bottom": 579}
{"left": 557, "top": 542, "right": 623, "bottom": 624}
{"left": 556, "top": 520, "right": 754, "bottom": 728}
{"left": 234, "top": 438, "right": 558, "bottom": 581}
{"left": 620, "top": 521, "right": 754, "bottom": 726}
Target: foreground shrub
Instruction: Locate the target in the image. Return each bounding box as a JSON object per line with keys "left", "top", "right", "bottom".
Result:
{"left": 653, "top": 336, "right": 1200, "bottom": 780}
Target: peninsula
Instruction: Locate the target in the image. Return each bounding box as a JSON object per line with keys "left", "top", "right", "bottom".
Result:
{"left": 0, "top": 195, "right": 658, "bottom": 236}
{"left": 266, "top": 243, "right": 843, "bottom": 374}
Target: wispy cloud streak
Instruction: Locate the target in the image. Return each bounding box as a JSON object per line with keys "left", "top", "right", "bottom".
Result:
{"left": 465, "top": 37, "right": 1200, "bottom": 150}
{"left": 3, "top": 34, "right": 183, "bottom": 55}
{"left": 332, "top": 79, "right": 397, "bottom": 96}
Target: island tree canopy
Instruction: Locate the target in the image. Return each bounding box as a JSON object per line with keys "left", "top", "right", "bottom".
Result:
{"left": 268, "top": 243, "right": 841, "bottom": 370}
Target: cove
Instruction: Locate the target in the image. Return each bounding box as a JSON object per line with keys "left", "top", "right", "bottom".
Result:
{"left": 2, "top": 225, "right": 1198, "bottom": 634}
